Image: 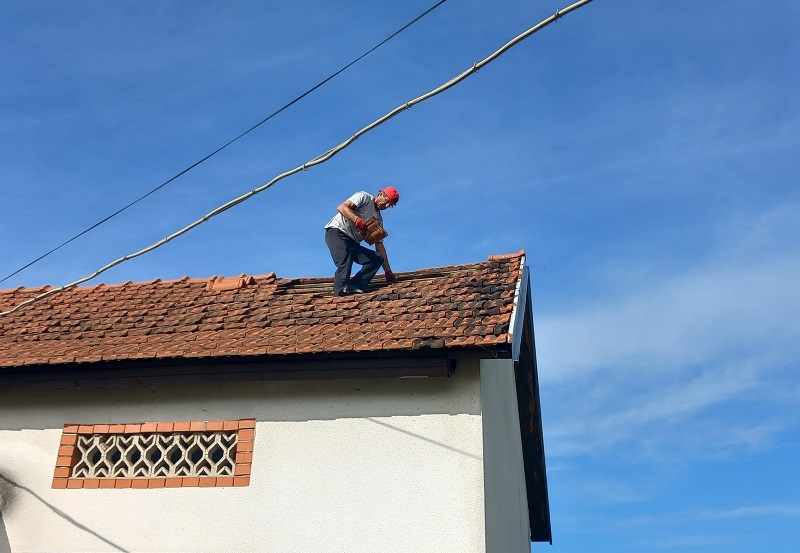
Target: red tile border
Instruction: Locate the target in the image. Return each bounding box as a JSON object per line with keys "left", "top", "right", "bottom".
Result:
{"left": 83, "top": 479, "right": 100, "bottom": 489}
{"left": 216, "top": 476, "right": 234, "bottom": 487}
{"left": 198, "top": 477, "right": 217, "bottom": 487}
{"left": 55, "top": 455, "right": 73, "bottom": 467}
{"left": 235, "top": 452, "right": 252, "bottom": 463}
{"left": 165, "top": 477, "right": 183, "bottom": 488}
{"left": 156, "top": 422, "right": 174, "bottom": 432}
{"left": 237, "top": 429, "right": 255, "bottom": 441}
{"left": 53, "top": 418, "right": 255, "bottom": 489}
{"left": 51, "top": 475, "right": 252, "bottom": 489}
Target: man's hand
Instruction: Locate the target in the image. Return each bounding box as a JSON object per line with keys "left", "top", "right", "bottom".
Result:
{"left": 385, "top": 270, "right": 397, "bottom": 284}
{"left": 355, "top": 217, "right": 368, "bottom": 234}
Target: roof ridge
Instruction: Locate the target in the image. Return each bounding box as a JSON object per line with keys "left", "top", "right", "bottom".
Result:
{"left": 0, "top": 253, "right": 522, "bottom": 294}
{"left": 488, "top": 249, "right": 525, "bottom": 261}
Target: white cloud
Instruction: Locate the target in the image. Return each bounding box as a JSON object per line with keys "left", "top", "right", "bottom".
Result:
{"left": 538, "top": 253, "right": 800, "bottom": 382}
{"left": 542, "top": 358, "right": 785, "bottom": 458}
{"left": 536, "top": 205, "right": 800, "bottom": 458}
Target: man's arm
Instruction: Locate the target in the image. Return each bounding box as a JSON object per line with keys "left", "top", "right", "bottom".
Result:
{"left": 337, "top": 199, "right": 370, "bottom": 235}
{"left": 375, "top": 241, "right": 396, "bottom": 282}
{"left": 337, "top": 200, "right": 359, "bottom": 223}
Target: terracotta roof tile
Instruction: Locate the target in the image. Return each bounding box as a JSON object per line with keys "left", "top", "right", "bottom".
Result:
{"left": 0, "top": 252, "right": 527, "bottom": 368}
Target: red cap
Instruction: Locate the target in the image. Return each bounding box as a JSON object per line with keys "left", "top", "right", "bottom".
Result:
{"left": 381, "top": 186, "right": 400, "bottom": 204}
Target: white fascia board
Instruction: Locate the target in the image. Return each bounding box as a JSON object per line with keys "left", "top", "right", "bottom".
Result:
{"left": 507, "top": 256, "right": 529, "bottom": 363}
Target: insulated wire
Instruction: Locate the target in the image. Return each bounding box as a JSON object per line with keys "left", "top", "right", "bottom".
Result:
{"left": 0, "top": 0, "right": 449, "bottom": 285}
{"left": 0, "top": 0, "right": 594, "bottom": 317}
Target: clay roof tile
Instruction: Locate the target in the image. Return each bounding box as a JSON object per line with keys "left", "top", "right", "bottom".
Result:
{"left": 0, "top": 251, "right": 526, "bottom": 368}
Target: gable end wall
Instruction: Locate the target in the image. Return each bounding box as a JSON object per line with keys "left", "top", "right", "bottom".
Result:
{"left": 0, "top": 365, "right": 486, "bottom": 553}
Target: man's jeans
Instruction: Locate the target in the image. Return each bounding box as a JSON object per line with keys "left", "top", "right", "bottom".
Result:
{"left": 325, "top": 228, "right": 384, "bottom": 296}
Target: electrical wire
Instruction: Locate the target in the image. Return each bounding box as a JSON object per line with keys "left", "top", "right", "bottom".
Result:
{"left": 0, "top": 0, "right": 449, "bottom": 286}
{"left": 0, "top": 0, "right": 594, "bottom": 317}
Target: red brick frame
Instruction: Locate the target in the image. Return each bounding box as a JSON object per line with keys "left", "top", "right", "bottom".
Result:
{"left": 52, "top": 418, "right": 255, "bottom": 489}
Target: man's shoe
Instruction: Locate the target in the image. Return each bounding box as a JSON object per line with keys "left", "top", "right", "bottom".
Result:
{"left": 345, "top": 283, "right": 364, "bottom": 294}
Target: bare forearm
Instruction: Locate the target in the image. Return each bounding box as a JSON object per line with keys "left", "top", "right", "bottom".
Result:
{"left": 337, "top": 201, "right": 359, "bottom": 223}
{"left": 375, "top": 242, "right": 391, "bottom": 272}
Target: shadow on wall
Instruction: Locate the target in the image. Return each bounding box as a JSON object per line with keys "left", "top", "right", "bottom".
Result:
{"left": 365, "top": 417, "right": 482, "bottom": 461}
{"left": 0, "top": 472, "right": 129, "bottom": 553}
{"left": 0, "top": 512, "right": 10, "bottom": 553}
{"left": 0, "top": 473, "right": 16, "bottom": 553}
{"left": 0, "top": 363, "right": 482, "bottom": 431}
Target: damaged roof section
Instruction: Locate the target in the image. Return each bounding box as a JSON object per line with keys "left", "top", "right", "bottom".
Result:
{"left": 0, "top": 251, "right": 527, "bottom": 368}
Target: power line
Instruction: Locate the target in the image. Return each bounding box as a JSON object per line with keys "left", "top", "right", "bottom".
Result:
{"left": 0, "top": 0, "right": 595, "bottom": 317}
{"left": 0, "top": 0, "right": 449, "bottom": 286}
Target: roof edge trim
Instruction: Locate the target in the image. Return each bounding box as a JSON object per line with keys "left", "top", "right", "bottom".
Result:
{"left": 508, "top": 255, "right": 528, "bottom": 362}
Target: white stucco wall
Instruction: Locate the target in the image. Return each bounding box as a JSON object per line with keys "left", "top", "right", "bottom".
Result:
{"left": 0, "top": 364, "right": 485, "bottom": 553}
{"left": 480, "top": 359, "right": 530, "bottom": 553}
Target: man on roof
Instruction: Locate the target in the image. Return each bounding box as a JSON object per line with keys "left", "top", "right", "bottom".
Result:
{"left": 324, "top": 186, "right": 399, "bottom": 296}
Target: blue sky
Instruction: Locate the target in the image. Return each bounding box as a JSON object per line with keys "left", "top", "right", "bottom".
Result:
{"left": 2, "top": 1, "right": 799, "bottom": 551}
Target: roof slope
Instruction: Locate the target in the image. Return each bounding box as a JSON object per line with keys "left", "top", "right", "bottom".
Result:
{"left": 0, "top": 251, "right": 526, "bottom": 368}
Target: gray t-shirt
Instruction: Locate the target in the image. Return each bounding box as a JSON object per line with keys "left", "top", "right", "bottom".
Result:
{"left": 324, "top": 191, "right": 385, "bottom": 243}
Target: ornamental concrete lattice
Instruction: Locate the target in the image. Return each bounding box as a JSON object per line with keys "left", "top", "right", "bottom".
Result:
{"left": 71, "top": 431, "right": 238, "bottom": 479}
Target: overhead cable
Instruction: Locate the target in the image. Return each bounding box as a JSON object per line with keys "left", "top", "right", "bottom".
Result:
{"left": 0, "top": 0, "right": 594, "bottom": 317}
{"left": 0, "top": 0, "right": 449, "bottom": 285}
